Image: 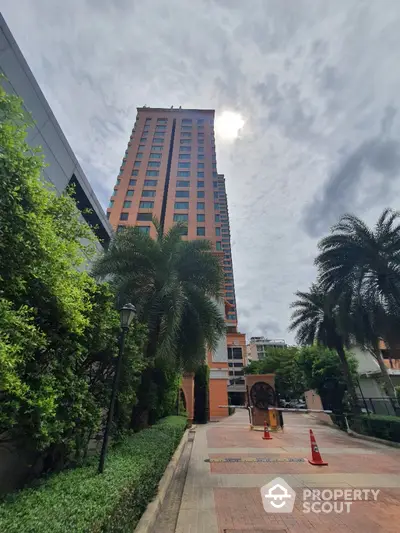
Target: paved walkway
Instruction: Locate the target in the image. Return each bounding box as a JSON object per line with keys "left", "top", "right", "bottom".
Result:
{"left": 174, "top": 410, "right": 400, "bottom": 532}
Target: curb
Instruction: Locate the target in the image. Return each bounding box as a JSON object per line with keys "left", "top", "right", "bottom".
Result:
{"left": 134, "top": 427, "right": 192, "bottom": 533}
{"left": 347, "top": 428, "right": 400, "bottom": 449}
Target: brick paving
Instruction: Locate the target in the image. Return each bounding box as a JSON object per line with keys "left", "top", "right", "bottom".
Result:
{"left": 174, "top": 409, "right": 400, "bottom": 533}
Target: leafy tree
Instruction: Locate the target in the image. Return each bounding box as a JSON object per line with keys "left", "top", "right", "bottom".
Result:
{"left": 297, "top": 345, "right": 358, "bottom": 414}
{"left": 93, "top": 220, "right": 226, "bottom": 425}
{"left": 316, "top": 210, "right": 400, "bottom": 400}
{"left": 0, "top": 86, "right": 146, "bottom": 470}
{"left": 289, "top": 284, "right": 360, "bottom": 412}
{"left": 244, "top": 347, "right": 305, "bottom": 400}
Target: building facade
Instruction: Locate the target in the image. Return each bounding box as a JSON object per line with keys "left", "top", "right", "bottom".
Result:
{"left": 246, "top": 337, "right": 287, "bottom": 365}
{"left": 107, "top": 106, "right": 244, "bottom": 418}
{"left": 0, "top": 15, "right": 112, "bottom": 254}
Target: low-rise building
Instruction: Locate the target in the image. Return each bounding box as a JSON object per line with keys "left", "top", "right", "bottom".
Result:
{"left": 246, "top": 336, "right": 287, "bottom": 365}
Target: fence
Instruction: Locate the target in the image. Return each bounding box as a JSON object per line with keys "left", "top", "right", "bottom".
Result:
{"left": 357, "top": 396, "right": 398, "bottom": 416}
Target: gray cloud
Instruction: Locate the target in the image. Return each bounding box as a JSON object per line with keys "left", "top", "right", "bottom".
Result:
{"left": 3, "top": 0, "right": 400, "bottom": 342}
{"left": 303, "top": 106, "right": 400, "bottom": 237}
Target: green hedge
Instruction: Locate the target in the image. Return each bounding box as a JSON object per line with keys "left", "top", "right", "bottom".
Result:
{"left": 0, "top": 416, "right": 187, "bottom": 533}
{"left": 350, "top": 414, "right": 400, "bottom": 443}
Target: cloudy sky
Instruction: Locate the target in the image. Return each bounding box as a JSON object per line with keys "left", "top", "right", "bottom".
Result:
{"left": 3, "top": 0, "right": 400, "bottom": 342}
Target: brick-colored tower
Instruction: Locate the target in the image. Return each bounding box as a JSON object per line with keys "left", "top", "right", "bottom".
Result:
{"left": 107, "top": 107, "right": 245, "bottom": 418}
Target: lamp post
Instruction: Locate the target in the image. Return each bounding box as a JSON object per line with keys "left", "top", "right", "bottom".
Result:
{"left": 98, "top": 303, "right": 136, "bottom": 474}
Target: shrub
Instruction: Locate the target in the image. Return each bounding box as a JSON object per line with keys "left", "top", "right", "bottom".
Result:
{"left": 349, "top": 414, "right": 400, "bottom": 443}
{"left": 0, "top": 416, "right": 187, "bottom": 533}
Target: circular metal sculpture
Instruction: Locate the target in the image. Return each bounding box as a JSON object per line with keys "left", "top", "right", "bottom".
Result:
{"left": 250, "top": 381, "right": 276, "bottom": 409}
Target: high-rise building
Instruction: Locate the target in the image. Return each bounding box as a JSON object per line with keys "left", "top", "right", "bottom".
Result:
{"left": 0, "top": 15, "right": 112, "bottom": 257}
{"left": 107, "top": 107, "right": 245, "bottom": 418}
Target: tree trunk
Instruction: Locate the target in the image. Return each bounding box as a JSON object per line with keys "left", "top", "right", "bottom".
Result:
{"left": 371, "top": 346, "right": 397, "bottom": 399}
{"left": 335, "top": 344, "right": 360, "bottom": 414}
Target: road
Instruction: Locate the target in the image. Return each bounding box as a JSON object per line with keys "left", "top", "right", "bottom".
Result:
{"left": 155, "top": 409, "right": 400, "bottom": 532}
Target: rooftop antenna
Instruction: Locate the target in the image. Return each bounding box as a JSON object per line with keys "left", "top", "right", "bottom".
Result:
{"left": 170, "top": 105, "right": 173, "bottom": 109}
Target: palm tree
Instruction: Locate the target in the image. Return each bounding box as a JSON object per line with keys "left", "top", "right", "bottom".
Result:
{"left": 93, "top": 220, "right": 226, "bottom": 423}
{"left": 316, "top": 209, "right": 400, "bottom": 401}
{"left": 289, "top": 284, "right": 360, "bottom": 411}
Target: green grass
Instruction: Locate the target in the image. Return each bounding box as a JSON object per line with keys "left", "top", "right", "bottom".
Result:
{"left": 0, "top": 416, "right": 187, "bottom": 533}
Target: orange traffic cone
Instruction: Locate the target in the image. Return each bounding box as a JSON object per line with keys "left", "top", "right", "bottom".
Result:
{"left": 308, "top": 429, "right": 328, "bottom": 466}
{"left": 262, "top": 420, "right": 273, "bottom": 440}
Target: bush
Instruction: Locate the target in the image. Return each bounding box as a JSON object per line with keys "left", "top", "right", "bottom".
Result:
{"left": 349, "top": 414, "right": 400, "bottom": 443}
{"left": 0, "top": 416, "right": 187, "bottom": 533}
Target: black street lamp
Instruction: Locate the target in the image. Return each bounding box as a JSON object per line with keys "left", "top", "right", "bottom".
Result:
{"left": 98, "top": 303, "right": 136, "bottom": 474}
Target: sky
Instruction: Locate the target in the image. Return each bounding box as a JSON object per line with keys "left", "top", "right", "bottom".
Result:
{"left": 3, "top": 0, "right": 400, "bottom": 342}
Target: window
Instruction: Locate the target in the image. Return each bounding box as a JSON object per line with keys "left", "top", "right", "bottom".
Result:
{"left": 126, "top": 190, "right": 134, "bottom": 197}
{"left": 181, "top": 132, "right": 192, "bottom": 137}
{"left": 137, "top": 226, "right": 150, "bottom": 234}
{"left": 197, "top": 202, "right": 205, "bottom": 210}
{"left": 176, "top": 180, "right": 190, "bottom": 187}
{"left": 153, "top": 137, "right": 164, "bottom": 143}
{"left": 149, "top": 153, "right": 162, "bottom": 159}
{"left": 213, "top": 172, "right": 218, "bottom": 178}
{"left": 216, "top": 227, "right": 221, "bottom": 236}
{"left": 115, "top": 178, "right": 121, "bottom": 186}
{"left": 157, "top": 118, "right": 167, "bottom": 124}
{"left": 120, "top": 213, "right": 129, "bottom": 221}
{"left": 180, "top": 145, "right": 191, "bottom": 152}
{"left": 180, "top": 139, "right": 191, "bottom": 145}
{"left": 178, "top": 226, "right": 188, "bottom": 236}
{"left": 214, "top": 203, "right": 219, "bottom": 210}
{"left": 214, "top": 192, "right": 219, "bottom": 199}
{"left": 123, "top": 201, "right": 132, "bottom": 208}
{"left": 151, "top": 146, "right": 163, "bottom": 151}
{"left": 145, "top": 118, "right": 151, "bottom": 124}
{"left": 148, "top": 161, "right": 160, "bottom": 168}
{"left": 129, "top": 179, "right": 136, "bottom": 186}
{"left": 107, "top": 212, "right": 110, "bottom": 219}
{"left": 142, "top": 190, "right": 156, "bottom": 197}
{"left": 178, "top": 162, "right": 190, "bottom": 169}
{"left": 177, "top": 171, "right": 190, "bottom": 177}
{"left": 197, "top": 191, "right": 205, "bottom": 198}
{"left": 176, "top": 190, "right": 189, "bottom": 198}
{"left": 179, "top": 153, "right": 191, "bottom": 159}
{"left": 174, "top": 213, "right": 188, "bottom": 222}
{"left": 174, "top": 202, "right": 189, "bottom": 209}
{"left": 137, "top": 213, "right": 152, "bottom": 221}
{"left": 197, "top": 172, "right": 204, "bottom": 178}
{"left": 140, "top": 137, "right": 147, "bottom": 142}
{"left": 108, "top": 200, "right": 114, "bottom": 208}
{"left": 181, "top": 126, "right": 192, "bottom": 131}
{"left": 139, "top": 144, "right": 146, "bottom": 150}
{"left": 198, "top": 162, "right": 204, "bottom": 168}
{"left": 197, "top": 119, "right": 204, "bottom": 125}
{"left": 198, "top": 154, "right": 204, "bottom": 160}
{"left": 144, "top": 179, "right": 157, "bottom": 186}
{"left": 213, "top": 181, "right": 218, "bottom": 188}
{"left": 198, "top": 146, "right": 204, "bottom": 153}
{"left": 139, "top": 201, "right": 154, "bottom": 209}
{"left": 198, "top": 138, "right": 204, "bottom": 144}
{"left": 132, "top": 169, "right": 139, "bottom": 176}
{"left": 156, "top": 125, "right": 166, "bottom": 132}
{"left": 197, "top": 181, "right": 204, "bottom": 188}
{"left": 198, "top": 132, "right": 204, "bottom": 138}
{"left": 134, "top": 161, "right": 141, "bottom": 168}
{"left": 226, "top": 292, "right": 234, "bottom": 298}
{"left": 117, "top": 225, "right": 125, "bottom": 232}
{"left": 146, "top": 170, "right": 159, "bottom": 176}
{"left": 197, "top": 227, "right": 205, "bottom": 236}
{"left": 136, "top": 152, "right": 143, "bottom": 159}
{"left": 182, "top": 119, "right": 192, "bottom": 124}
{"left": 228, "top": 348, "right": 242, "bottom": 360}
{"left": 216, "top": 241, "right": 222, "bottom": 250}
